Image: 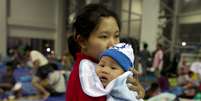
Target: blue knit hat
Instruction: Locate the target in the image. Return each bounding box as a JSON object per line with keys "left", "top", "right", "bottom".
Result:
{"left": 100, "top": 43, "right": 134, "bottom": 71}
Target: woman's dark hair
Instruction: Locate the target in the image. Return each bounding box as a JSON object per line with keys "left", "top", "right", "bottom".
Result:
{"left": 73, "top": 3, "right": 121, "bottom": 39}
{"left": 120, "top": 36, "right": 139, "bottom": 55}
{"left": 67, "top": 35, "right": 79, "bottom": 60}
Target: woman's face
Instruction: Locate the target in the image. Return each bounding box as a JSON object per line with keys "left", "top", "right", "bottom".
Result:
{"left": 96, "top": 56, "right": 124, "bottom": 87}
{"left": 82, "top": 16, "right": 120, "bottom": 59}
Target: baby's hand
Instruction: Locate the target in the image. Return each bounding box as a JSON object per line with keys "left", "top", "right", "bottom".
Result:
{"left": 127, "top": 68, "right": 145, "bottom": 99}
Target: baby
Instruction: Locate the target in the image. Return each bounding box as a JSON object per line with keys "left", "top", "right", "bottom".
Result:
{"left": 97, "top": 43, "right": 143, "bottom": 101}
{"left": 96, "top": 43, "right": 134, "bottom": 87}
{"left": 79, "top": 43, "right": 143, "bottom": 101}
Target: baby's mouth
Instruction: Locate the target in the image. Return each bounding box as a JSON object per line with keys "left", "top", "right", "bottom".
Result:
{"left": 100, "top": 76, "right": 108, "bottom": 82}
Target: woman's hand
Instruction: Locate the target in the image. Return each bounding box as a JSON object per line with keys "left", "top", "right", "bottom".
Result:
{"left": 127, "top": 68, "right": 145, "bottom": 99}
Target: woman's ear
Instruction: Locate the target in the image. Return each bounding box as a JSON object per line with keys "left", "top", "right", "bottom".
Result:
{"left": 76, "top": 35, "right": 87, "bottom": 49}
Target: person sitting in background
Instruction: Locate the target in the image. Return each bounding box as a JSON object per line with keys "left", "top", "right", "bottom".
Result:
{"left": 26, "top": 50, "right": 50, "bottom": 99}
{"left": 35, "top": 64, "right": 66, "bottom": 98}
{"left": 0, "top": 61, "right": 20, "bottom": 99}
{"left": 145, "top": 82, "right": 161, "bottom": 99}
{"left": 177, "top": 60, "right": 192, "bottom": 89}
{"left": 25, "top": 50, "right": 48, "bottom": 96}
{"left": 145, "top": 82, "right": 176, "bottom": 101}
{"left": 177, "top": 60, "right": 196, "bottom": 98}
{"left": 157, "top": 70, "right": 170, "bottom": 92}
{"left": 26, "top": 50, "right": 65, "bottom": 100}
{"left": 0, "top": 62, "right": 16, "bottom": 90}
{"left": 60, "top": 52, "right": 74, "bottom": 81}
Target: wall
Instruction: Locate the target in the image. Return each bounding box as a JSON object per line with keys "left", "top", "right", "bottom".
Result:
{"left": 141, "top": 0, "right": 160, "bottom": 52}
{"left": 0, "top": 0, "right": 65, "bottom": 58}
{"left": 121, "top": 0, "right": 142, "bottom": 39}
{"left": 0, "top": 0, "right": 7, "bottom": 58}
{"left": 179, "top": 11, "right": 201, "bottom": 24}
{"left": 8, "top": 0, "right": 55, "bottom": 39}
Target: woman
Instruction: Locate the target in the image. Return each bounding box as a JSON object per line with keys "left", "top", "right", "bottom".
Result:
{"left": 66, "top": 4, "right": 144, "bottom": 101}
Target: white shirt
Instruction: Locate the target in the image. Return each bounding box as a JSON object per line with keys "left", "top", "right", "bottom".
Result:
{"left": 48, "top": 71, "right": 66, "bottom": 93}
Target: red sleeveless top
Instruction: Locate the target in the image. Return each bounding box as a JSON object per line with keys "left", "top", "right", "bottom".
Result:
{"left": 66, "top": 53, "right": 106, "bottom": 101}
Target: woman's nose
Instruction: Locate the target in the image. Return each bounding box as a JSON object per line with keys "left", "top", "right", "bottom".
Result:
{"left": 108, "top": 38, "right": 118, "bottom": 48}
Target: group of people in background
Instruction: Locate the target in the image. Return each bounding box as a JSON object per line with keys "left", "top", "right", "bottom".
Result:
{"left": 1, "top": 3, "right": 201, "bottom": 101}
{"left": 0, "top": 46, "right": 69, "bottom": 100}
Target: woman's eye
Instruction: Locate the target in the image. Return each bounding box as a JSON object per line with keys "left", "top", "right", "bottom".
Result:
{"left": 115, "top": 34, "right": 120, "bottom": 38}
{"left": 99, "top": 35, "right": 108, "bottom": 39}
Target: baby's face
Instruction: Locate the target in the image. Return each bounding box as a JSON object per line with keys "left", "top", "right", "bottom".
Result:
{"left": 96, "top": 56, "right": 124, "bottom": 87}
